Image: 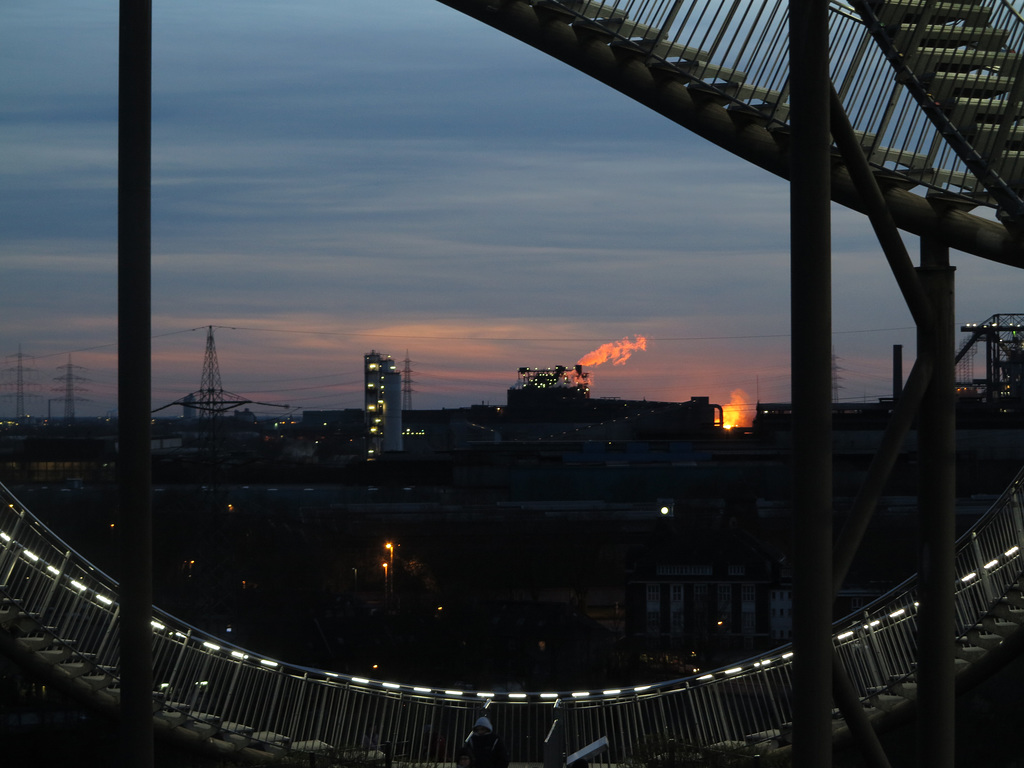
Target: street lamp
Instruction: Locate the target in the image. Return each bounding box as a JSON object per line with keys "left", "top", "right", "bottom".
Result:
{"left": 385, "top": 542, "right": 396, "bottom": 607}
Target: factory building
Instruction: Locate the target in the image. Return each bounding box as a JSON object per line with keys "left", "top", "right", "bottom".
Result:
{"left": 364, "top": 351, "right": 402, "bottom": 458}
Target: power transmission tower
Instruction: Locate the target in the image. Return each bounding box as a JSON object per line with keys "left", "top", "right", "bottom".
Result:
{"left": 53, "top": 354, "right": 89, "bottom": 424}
{"left": 3, "top": 346, "right": 39, "bottom": 420}
{"left": 154, "top": 326, "right": 288, "bottom": 633}
{"left": 402, "top": 351, "right": 415, "bottom": 411}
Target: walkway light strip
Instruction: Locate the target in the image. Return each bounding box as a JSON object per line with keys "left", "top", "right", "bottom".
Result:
{"left": 151, "top": 621, "right": 165, "bottom": 630}
{"left": 837, "top": 631, "right": 854, "bottom": 640}
{"left": 70, "top": 580, "right": 86, "bottom": 591}
{"left": 414, "top": 687, "right": 432, "bottom": 693}
{"left": 888, "top": 608, "right": 906, "bottom": 618}
{"left": 444, "top": 690, "right": 463, "bottom": 696}
{"left": 477, "top": 692, "right": 494, "bottom": 698}
{"left": 697, "top": 674, "right": 714, "bottom": 681}
{"left": 47, "top": 565, "right": 60, "bottom": 575}
{"left": 260, "top": 659, "right": 279, "bottom": 668}
{"left": 0, "top": 532, "right": 9, "bottom": 542}
{"left": 1005, "top": 546, "right": 1019, "bottom": 557}
{"left": 203, "top": 641, "right": 220, "bottom": 651}
{"left": 633, "top": 685, "right": 651, "bottom": 692}
{"left": 571, "top": 691, "right": 590, "bottom": 697}
{"left": 508, "top": 693, "right": 527, "bottom": 699}
{"left": 984, "top": 559, "right": 999, "bottom": 569}
{"left": 540, "top": 693, "right": 558, "bottom": 699}
{"left": 603, "top": 689, "right": 622, "bottom": 695}
{"left": 352, "top": 678, "right": 370, "bottom": 684}
{"left": 382, "top": 682, "right": 400, "bottom": 689}
{"left": 724, "top": 667, "right": 742, "bottom": 675}
{"left": 96, "top": 594, "right": 113, "bottom": 606}
{"left": 23, "top": 550, "right": 38, "bottom": 562}
{"left": 962, "top": 572, "right": 978, "bottom": 582}
{"left": 231, "top": 651, "right": 247, "bottom": 660}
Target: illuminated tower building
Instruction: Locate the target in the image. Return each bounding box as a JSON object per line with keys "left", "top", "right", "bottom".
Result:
{"left": 364, "top": 350, "right": 403, "bottom": 458}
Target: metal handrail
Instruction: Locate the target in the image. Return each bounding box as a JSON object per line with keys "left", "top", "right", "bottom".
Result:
{"left": 2, "top": 466, "right": 1024, "bottom": 760}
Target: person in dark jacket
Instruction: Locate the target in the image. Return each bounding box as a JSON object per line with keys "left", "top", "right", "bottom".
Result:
{"left": 465, "top": 716, "right": 509, "bottom": 768}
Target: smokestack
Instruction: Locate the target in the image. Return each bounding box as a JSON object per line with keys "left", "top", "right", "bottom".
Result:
{"left": 892, "top": 344, "right": 903, "bottom": 400}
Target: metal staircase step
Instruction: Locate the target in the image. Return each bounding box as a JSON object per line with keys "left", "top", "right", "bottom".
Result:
{"left": 870, "top": 0, "right": 993, "bottom": 28}
{"left": 891, "top": 25, "right": 1010, "bottom": 51}
{"left": 36, "top": 646, "right": 74, "bottom": 664}
{"left": 956, "top": 642, "right": 987, "bottom": 663}
{"left": 981, "top": 616, "right": 1019, "bottom": 637}
{"left": 943, "top": 97, "right": 1024, "bottom": 127}
{"left": 967, "top": 626, "right": 1004, "bottom": 649}
{"left": 925, "top": 72, "right": 1015, "bottom": 101}
{"left": 14, "top": 633, "right": 54, "bottom": 652}
{"left": 905, "top": 46, "right": 1020, "bottom": 74}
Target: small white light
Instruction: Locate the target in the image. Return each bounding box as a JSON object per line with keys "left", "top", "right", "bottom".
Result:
{"left": 70, "top": 580, "right": 87, "bottom": 591}
{"left": 382, "top": 682, "right": 400, "bottom": 689}
{"left": 961, "top": 572, "right": 977, "bottom": 583}
{"left": 96, "top": 595, "right": 113, "bottom": 606}
{"left": 444, "top": 690, "right": 463, "bottom": 696}
{"left": 47, "top": 565, "right": 60, "bottom": 575}
{"left": 540, "top": 693, "right": 559, "bottom": 699}
{"left": 889, "top": 608, "right": 905, "bottom": 618}
{"left": 260, "top": 659, "right": 278, "bottom": 668}
{"left": 203, "top": 642, "right": 220, "bottom": 651}
{"left": 0, "top": 532, "right": 10, "bottom": 542}
{"left": 413, "top": 687, "right": 432, "bottom": 693}
{"left": 1005, "top": 546, "right": 1019, "bottom": 557}
{"left": 602, "top": 689, "right": 622, "bottom": 695}
{"left": 352, "top": 677, "right": 370, "bottom": 684}
{"left": 984, "top": 559, "right": 999, "bottom": 570}
{"left": 23, "top": 550, "right": 38, "bottom": 562}
{"left": 476, "top": 692, "right": 494, "bottom": 698}
{"left": 724, "top": 667, "right": 742, "bottom": 675}
{"left": 508, "top": 693, "right": 527, "bottom": 699}
{"left": 633, "top": 685, "right": 651, "bottom": 692}
{"left": 837, "top": 631, "right": 854, "bottom": 640}
{"left": 571, "top": 691, "right": 590, "bottom": 698}
{"left": 697, "top": 674, "right": 714, "bottom": 681}
{"left": 231, "top": 651, "right": 247, "bottom": 660}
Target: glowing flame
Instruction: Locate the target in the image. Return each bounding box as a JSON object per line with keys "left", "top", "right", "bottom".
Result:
{"left": 721, "top": 389, "right": 752, "bottom": 430}
{"left": 577, "top": 335, "right": 648, "bottom": 367}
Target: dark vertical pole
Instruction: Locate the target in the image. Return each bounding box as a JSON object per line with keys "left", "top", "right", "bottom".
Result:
{"left": 916, "top": 236, "right": 956, "bottom": 768}
{"left": 118, "top": 0, "right": 154, "bottom": 765}
{"left": 789, "top": 0, "right": 833, "bottom": 764}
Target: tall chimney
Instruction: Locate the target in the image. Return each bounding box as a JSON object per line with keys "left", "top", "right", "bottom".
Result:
{"left": 893, "top": 344, "right": 903, "bottom": 400}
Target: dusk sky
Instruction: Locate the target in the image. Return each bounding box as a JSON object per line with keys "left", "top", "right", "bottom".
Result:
{"left": 4, "top": 0, "right": 1024, "bottom": 423}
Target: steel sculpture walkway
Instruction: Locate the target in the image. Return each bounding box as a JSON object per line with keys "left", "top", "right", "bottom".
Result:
{"left": 1, "top": 470, "right": 1024, "bottom": 762}
{"left": 11, "top": 0, "right": 1024, "bottom": 762}
{"left": 437, "top": 0, "right": 1024, "bottom": 267}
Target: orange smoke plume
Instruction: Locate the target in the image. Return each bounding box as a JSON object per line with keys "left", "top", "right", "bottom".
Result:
{"left": 577, "top": 335, "right": 648, "bottom": 367}
{"left": 721, "top": 389, "right": 752, "bottom": 429}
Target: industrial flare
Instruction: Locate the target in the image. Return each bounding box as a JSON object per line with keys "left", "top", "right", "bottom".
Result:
{"left": 577, "top": 334, "right": 648, "bottom": 367}
{"left": 721, "top": 388, "right": 752, "bottom": 429}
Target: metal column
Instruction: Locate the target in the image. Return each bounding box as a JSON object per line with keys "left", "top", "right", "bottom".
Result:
{"left": 916, "top": 236, "right": 956, "bottom": 768}
{"left": 789, "top": 0, "right": 834, "bottom": 763}
{"left": 118, "top": 0, "right": 154, "bottom": 765}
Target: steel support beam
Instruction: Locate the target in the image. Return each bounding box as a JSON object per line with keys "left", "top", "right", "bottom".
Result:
{"left": 118, "top": 0, "right": 154, "bottom": 765}
{"left": 916, "top": 238, "right": 956, "bottom": 768}
{"left": 789, "top": 0, "right": 833, "bottom": 763}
